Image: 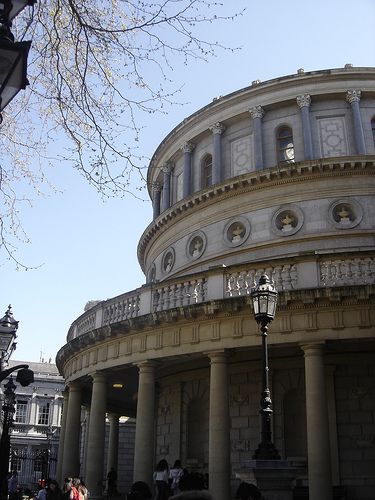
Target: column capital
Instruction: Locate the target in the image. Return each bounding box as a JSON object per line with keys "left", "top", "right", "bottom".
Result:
{"left": 136, "top": 360, "right": 157, "bottom": 372}
{"left": 209, "top": 122, "right": 226, "bottom": 135}
{"left": 346, "top": 89, "right": 361, "bottom": 104}
{"left": 152, "top": 181, "right": 162, "bottom": 192}
{"left": 89, "top": 371, "right": 107, "bottom": 383}
{"left": 249, "top": 105, "right": 265, "bottom": 119}
{"left": 206, "top": 349, "right": 230, "bottom": 362}
{"left": 300, "top": 341, "right": 326, "bottom": 356}
{"left": 68, "top": 382, "right": 82, "bottom": 393}
{"left": 181, "top": 141, "right": 195, "bottom": 153}
{"left": 297, "top": 94, "right": 311, "bottom": 108}
{"left": 161, "top": 163, "right": 173, "bottom": 174}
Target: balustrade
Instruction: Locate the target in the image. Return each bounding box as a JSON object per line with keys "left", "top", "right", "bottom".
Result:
{"left": 67, "top": 257, "right": 374, "bottom": 340}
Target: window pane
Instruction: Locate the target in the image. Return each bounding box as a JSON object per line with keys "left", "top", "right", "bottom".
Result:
{"left": 38, "top": 402, "right": 50, "bottom": 425}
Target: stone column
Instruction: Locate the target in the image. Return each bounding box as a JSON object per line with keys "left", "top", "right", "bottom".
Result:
{"left": 56, "top": 389, "right": 69, "bottom": 484}
{"left": 346, "top": 90, "right": 366, "bottom": 155}
{"left": 61, "top": 382, "right": 82, "bottom": 479}
{"left": 301, "top": 343, "right": 332, "bottom": 500}
{"left": 133, "top": 361, "right": 156, "bottom": 486}
{"left": 161, "top": 164, "right": 173, "bottom": 212}
{"left": 181, "top": 141, "right": 195, "bottom": 198}
{"left": 249, "top": 105, "right": 265, "bottom": 169}
{"left": 107, "top": 413, "right": 120, "bottom": 473}
{"left": 152, "top": 182, "right": 162, "bottom": 219}
{"left": 85, "top": 372, "right": 107, "bottom": 497}
{"left": 297, "top": 94, "right": 314, "bottom": 160}
{"left": 210, "top": 122, "right": 225, "bottom": 185}
{"left": 208, "top": 351, "right": 230, "bottom": 500}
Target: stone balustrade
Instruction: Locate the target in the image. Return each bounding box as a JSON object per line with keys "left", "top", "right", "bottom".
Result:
{"left": 67, "top": 256, "right": 375, "bottom": 341}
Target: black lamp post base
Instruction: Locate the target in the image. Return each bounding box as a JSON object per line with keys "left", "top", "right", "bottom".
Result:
{"left": 253, "top": 442, "right": 281, "bottom": 460}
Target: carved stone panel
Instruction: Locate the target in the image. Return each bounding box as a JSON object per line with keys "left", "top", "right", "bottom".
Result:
{"left": 231, "top": 136, "right": 254, "bottom": 176}
{"left": 317, "top": 117, "right": 348, "bottom": 157}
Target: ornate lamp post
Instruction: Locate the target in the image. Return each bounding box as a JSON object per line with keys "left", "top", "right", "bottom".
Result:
{"left": 0, "top": 0, "right": 34, "bottom": 121}
{"left": 44, "top": 425, "right": 56, "bottom": 479}
{"left": 0, "top": 305, "right": 34, "bottom": 494}
{"left": 250, "top": 274, "right": 280, "bottom": 460}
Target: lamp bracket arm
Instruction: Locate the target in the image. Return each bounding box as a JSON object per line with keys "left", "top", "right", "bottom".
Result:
{"left": 0, "top": 364, "right": 29, "bottom": 382}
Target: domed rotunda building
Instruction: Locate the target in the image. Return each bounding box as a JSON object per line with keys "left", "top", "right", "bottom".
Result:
{"left": 56, "top": 67, "right": 375, "bottom": 500}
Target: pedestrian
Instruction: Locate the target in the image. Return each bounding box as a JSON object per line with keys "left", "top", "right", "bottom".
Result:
{"left": 169, "top": 461, "right": 183, "bottom": 497}
{"left": 153, "top": 460, "right": 169, "bottom": 500}
{"left": 107, "top": 467, "right": 117, "bottom": 497}
{"left": 235, "top": 482, "right": 262, "bottom": 500}
{"left": 46, "top": 480, "right": 62, "bottom": 500}
{"left": 8, "top": 471, "right": 18, "bottom": 500}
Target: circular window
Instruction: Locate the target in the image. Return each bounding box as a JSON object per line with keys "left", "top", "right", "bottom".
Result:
{"left": 162, "top": 248, "right": 175, "bottom": 274}
{"left": 272, "top": 206, "right": 304, "bottom": 237}
{"left": 329, "top": 199, "right": 362, "bottom": 229}
{"left": 187, "top": 232, "right": 206, "bottom": 260}
{"left": 223, "top": 217, "right": 250, "bottom": 247}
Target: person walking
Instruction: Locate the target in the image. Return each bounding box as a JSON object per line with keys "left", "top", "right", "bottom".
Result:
{"left": 168, "top": 461, "right": 183, "bottom": 497}
{"left": 153, "top": 460, "right": 169, "bottom": 500}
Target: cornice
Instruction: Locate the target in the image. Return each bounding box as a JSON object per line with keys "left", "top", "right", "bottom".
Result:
{"left": 138, "top": 156, "right": 375, "bottom": 271}
{"left": 56, "top": 284, "right": 375, "bottom": 373}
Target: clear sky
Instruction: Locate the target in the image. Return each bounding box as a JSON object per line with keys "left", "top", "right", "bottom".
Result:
{"left": 2, "top": 0, "right": 375, "bottom": 363}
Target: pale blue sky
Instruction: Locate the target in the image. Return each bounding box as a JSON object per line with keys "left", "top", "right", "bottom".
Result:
{"left": 2, "top": 0, "right": 375, "bottom": 362}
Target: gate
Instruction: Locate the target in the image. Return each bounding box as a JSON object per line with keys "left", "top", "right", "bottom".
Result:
{"left": 10, "top": 448, "right": 58, "bottom": 491}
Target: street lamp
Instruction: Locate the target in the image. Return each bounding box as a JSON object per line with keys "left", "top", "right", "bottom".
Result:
{"left": 0, "top": 305, "right": 34, "bottom": 384}
{"left": 0, "top": 305, "right": 34, "bottom": 494}
{"left": 0, "top": 376, "right": 17, "bottom": 490}
{"left": 250, "top": 274, "right": 280, "bottom": 460}
{"left": 0, "top": 0, "right": 34, "bottom": 120}
{"left": 45, "top": 425, "right": 56, "bottom": 479}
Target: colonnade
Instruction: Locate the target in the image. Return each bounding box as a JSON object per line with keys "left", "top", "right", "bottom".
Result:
{"left": 151, "top": 89, "right": 367, "bottom": 219}
{"left": 57, "top": 343, "right": 334, "bottom": 500}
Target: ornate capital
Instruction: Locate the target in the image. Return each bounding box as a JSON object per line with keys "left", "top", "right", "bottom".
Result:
{"left": 249, "top": 105, "right": 265, "bottom": 119}
{"left": 297, "top": 94, "right": 311, "bottom": 108}
{"left": 181, "top": 141, "right": 195, "bottom": 153}
{"left": 346, "top": 89, "right": 361, "bottom": 104}
{"left": 161, "top": 163, "right": 173, "bottom": 174}
{"left": 152, "top": 181, "right": 162, "bottom": 193}
{"left": 209, "top": 122, "right": 225, "bottom": 135}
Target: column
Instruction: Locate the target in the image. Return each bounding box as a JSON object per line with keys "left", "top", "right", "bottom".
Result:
{"left": 133, "top": 361, "right": 156, "bottom": 486}
{"left": 301, "top": 343, "right": 332, "bottom": 500}
{"left": 181, "top": 141, "right": 195, "bottom": 198}
{"left": 297, "top": 94, "right": 314, "bottom": 160}
{"left": 152, "top": 182, "right": 162, "bottom": 219}
{"left": 249, "top": 105, "right": 265, "bottom": 169}
{"left": 56, "top": 389, "right": 68, "bottom": 484}
{"left": 208, "top": 351, "right": 230, "bottom": 500}
{"left": 85, "top": 372, "right": 107, "bottom": 497}
{"left": 346, "top": 90, "right": 366, "bottom": 155}
{"left": 210, "top": 122, "right": 225, "bottom": 184}
{"left": 161, "top": 164, "right": 173, "bottom": 212}
{"left": 107, "top": 413, "right": 120, "bottom": 472}
{"left": 61, "top": 382, "right": 82, "bottom": 479}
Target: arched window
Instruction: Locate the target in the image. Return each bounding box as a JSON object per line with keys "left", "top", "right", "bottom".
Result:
{"left": 277, "top": 126, "right": 295, "bottom": 164}
{"left": 201, "top": 154, "right": 212, "bottom": 188}
{"left": 371, "top": 117, "right": 375, "bottom": 146}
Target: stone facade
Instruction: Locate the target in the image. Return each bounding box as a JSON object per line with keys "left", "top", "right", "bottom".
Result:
{"left": 56, "top": 67, "right": 375, "bottom": 500}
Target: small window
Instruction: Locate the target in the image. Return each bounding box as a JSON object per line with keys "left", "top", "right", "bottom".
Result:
{"left": 371, "top": 118, "right": 375, "bottom": 146}
{"left": 277, "top": 126, "right": 295, "bottom": 164}
{"left": 201, "top": 154, "right": 212, "bottom": 188}
{"left": 38, "top": 402, "right": 50, "bottom": 425}
{"left": 15, "top": 400, "right": 28, "bottom": 424}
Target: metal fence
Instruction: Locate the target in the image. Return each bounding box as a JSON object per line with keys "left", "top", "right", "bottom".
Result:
{"left": 10, "top": 448, "right": 58, "bottom": 491}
